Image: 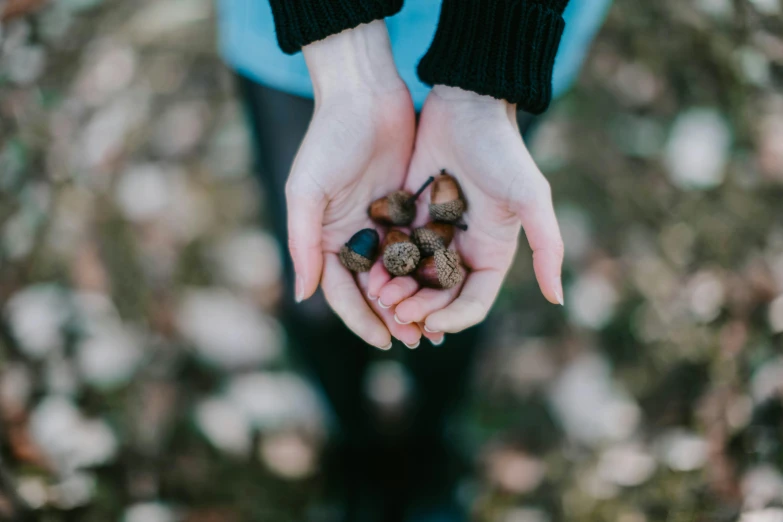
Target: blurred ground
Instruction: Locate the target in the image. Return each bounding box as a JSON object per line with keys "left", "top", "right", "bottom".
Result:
{"left": 1, "top": 0, "right": 783, "bottom": 521}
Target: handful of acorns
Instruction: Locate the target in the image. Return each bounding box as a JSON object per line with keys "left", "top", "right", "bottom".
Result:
{"left": 338, "top": 170, "right": 466, "bottom": 290}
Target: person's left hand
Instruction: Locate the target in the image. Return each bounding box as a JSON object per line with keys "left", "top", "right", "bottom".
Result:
{"left": 369, "top": 85, "right": 565, "bottom": 335}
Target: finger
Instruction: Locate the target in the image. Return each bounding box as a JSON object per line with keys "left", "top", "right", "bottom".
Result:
{"left": 286, "top": 185, "right": 327, "bottom": 303}
{"left": 424, "top": 270, "right": 505, "bottom": 333}
{"left": 377, "top": 276, "right": 419, "bottom": 309}
{"left": 377, "top": 304, "right": 422, "bottom": 348}
{"left": 366, "top": 261, "right": 391, "bottom": 301}
{"left": 321, "top": 254, "right": 392, "bottom": 349}
{"left": 394, "top": 285, "right": 461, "bottom": 325}
{"left": 357, "top": 272, "right": 422, "bottom": 348}
{"left": 419, "top": 322, "right": 445, "bottom": 346}
{"left": 516, "top": 181, "right": 565, "bottom": 305}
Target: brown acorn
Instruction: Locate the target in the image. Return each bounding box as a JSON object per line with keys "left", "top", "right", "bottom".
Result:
{"left": 414, "top": 249, "right": 464, "bottom": 289}
{"left": 429, "top": 169, "right": 466, "bottom": 224}
{"left": 411, "top": 222, "right": 455, "bottom": 257}
{"left": 339, "top": 228, "right": 379, "bottom": 273}
{"left": 382, "top": 230, "right": 421, "bottom": 277}
{"left": 368, "top": 176, "right": 435, "bottom": 226}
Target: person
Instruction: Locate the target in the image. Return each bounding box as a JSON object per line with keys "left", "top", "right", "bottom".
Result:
{"left": 218, "top": 1, "right": 611, "bottom": 520}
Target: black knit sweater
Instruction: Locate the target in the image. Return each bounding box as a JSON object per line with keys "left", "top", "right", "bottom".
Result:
{"left": 267, "top": 0, "right": 569, "bottom": 114}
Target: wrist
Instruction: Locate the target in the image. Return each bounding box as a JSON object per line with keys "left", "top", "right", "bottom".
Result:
{"left": 431, "top": 85, "right": 515, "bottom": 113}
{"left": 303, "top": 20, "right": 405, "bottom": 101}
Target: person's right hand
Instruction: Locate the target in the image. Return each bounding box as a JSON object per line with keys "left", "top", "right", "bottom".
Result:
{"left": 288, "top": 21, "right": 425, "bottom": 349}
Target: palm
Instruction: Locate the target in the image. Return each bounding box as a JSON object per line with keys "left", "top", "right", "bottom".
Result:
{"left": 299, "top": 92, "right": 413, "bottom": 253}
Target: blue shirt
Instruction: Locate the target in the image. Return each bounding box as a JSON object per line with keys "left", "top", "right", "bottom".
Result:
{"left": 218, "top": 0, "right": 612, "bottom": 110}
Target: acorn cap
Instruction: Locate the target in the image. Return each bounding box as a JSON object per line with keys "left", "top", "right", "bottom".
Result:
{"left": 411, "top": 222, "right": 454, "bottom": 257}
{"left": 429, "top": 199, "right": 466, "bottom": 223}
{"left": 369, "top": 190, "right": 416, "bottom": 226}
{"left": 340, "top": 246, "right": 373, "bottom": 272}
{"left": 414, "top": 249, "right": 463, "bottom": 289}
{"left": 383, "top": 241, "right": 421, "bottom": 277}
{"left": 429, "top": 170, "right": 466, "bottom": 223}
{"left": 338, "top": 228, "right": 379, "bottom": 273}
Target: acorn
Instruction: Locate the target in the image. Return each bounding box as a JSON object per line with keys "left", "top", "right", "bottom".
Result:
{"left": 339, "top": 228, "right": 379, "bottom": 273}
{"left": 429, "top": 169, "right": 466, "bottom": 224}
{"left": 411, "top": 222, "right": 455, "bottom": 257}
{"left": 368, "top": 176, "right": 435, "bottom": 226}
{"left": 382, "top": 230, "right": 421, "bottom": 277}
{"left": 413, "top": 249, "right": 464, "bottom": 289}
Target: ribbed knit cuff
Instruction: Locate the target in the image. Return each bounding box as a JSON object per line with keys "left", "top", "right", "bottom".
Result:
{"left": 418, "top": 0, "right": 568, "bottom": 114}
{"left": 268, "top": 0, "right": 404, "bottom": 55}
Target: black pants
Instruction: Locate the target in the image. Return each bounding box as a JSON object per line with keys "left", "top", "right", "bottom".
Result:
{"left": 239, "top": 76, "right": 484, "bottom": 520}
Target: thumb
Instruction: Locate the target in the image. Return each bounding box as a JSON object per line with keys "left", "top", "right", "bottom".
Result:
{"left": 286, "top": 186, "right": 326, "bottom": 303}
{"left": 516, "top": 179, "right": 565, "bottom": 306}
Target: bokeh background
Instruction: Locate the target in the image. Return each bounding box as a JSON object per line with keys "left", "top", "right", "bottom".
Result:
{"left": 1, "top": 0, "right": 783, "bottom": 521}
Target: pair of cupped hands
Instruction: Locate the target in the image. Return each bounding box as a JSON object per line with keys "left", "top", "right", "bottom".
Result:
{"left": 287, "top": 21, "right": 564, "bottom": 349}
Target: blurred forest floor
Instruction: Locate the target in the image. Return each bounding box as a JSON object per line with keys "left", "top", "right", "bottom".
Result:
{"left": 1, "top": 0, "right": 783, "bottom": 521}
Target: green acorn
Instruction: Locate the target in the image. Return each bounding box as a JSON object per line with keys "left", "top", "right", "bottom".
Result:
{"left": 339, "top": 229, "right": 379, "bottom": 272}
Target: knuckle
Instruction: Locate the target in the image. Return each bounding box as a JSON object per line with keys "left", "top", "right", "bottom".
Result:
{"left": 287, "top": 236, "right": 306, "bottom": 254}
{"left": 508, "top": 175, "right": 533, "bottom": 208}
{"left": 511, "top": 175, "right": 551, "bottom": 211}
{"left": 551, "top": 238, "right": 565, "bottom": 258}
{"left": 284, "top": 179, "right": 297, "bottom": 200}
{"left": 529, "top": 179, "right": 552, "bottom": 209}
{"left": 285, "top": 177, "right": 317, "bottom": 202}
{"left": 537, "top": 176, "right": 552, "bottom": 197}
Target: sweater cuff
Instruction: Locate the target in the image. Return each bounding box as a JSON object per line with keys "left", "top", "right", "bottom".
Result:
{"left": 418, "top": 0, "right": 567, "bottom": 114}
{"left": 269, "top": 0, "right": 404, "bottom": 55}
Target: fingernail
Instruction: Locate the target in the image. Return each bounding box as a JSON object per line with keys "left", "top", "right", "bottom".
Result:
{"left": 378, "top": 300, "right": 390, "bottom": 309}
{"left": 394, "top": 314, "right": 410, "bottom": 325}
{"left": 554, "top": 277, "right": 564, "bottom": 306}
{"left": 378, "top": 342, "right": 393, "bottom": 351}
{"left": 295, "top": 275, "right": 304, "bottom": 303}
{"left": 368, "top": 292, "right": 377, "bottom": 301}
{"left": 431, "top": 335, "right": 445, "bottom": 346}
{"left": 424, "top": 325, "right": 439, "bottom": 333}
{"left": 404, "top": 340, "right": 420, "bottom": 349}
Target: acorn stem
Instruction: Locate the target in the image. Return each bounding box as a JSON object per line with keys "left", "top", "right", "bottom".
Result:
{"left": 437, "top": 220, "right": 468, "bottom": 231}
{"left": 408, "top": 176, "right": 435, "bottom": 204}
